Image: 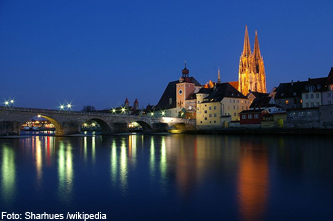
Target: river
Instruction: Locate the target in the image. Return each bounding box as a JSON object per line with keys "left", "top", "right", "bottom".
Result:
{"left": 0, "top": 133, "right": 333, "bottom": 220}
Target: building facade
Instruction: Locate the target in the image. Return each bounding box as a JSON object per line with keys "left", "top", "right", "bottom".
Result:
{"left": 154, "top": 64, "right": 201, "bottom": 118}
{"left": 238, "top": 26, "right": 267, "bottom": 96}
{"left": 196, "top": 83, "right": 250, "bottom": 129}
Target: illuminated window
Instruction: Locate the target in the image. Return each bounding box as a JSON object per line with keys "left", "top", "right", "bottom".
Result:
{"left": 248, "top": 114, "right": 252, "bottom": 119}
{"left": 286, "top": 100, "right": 289, "bottom": 104}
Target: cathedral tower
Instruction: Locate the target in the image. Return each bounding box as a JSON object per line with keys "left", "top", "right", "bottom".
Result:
{"left": 238, "top": 27, "right": 267, "bottom": 95}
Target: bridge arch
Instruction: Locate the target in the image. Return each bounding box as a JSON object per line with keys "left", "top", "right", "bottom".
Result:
{"left": 39, "top": 115, "right": 63, "bottom": 136}
{"left": 81, "top": 118, "right": 111, "bottom": 134}
{"left": 135, "top": 120, "right": 153, "bottom": 132}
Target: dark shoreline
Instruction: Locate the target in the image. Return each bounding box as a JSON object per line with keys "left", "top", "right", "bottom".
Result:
{"left": 175, "top": 128, "right": 333, "bottom": 136}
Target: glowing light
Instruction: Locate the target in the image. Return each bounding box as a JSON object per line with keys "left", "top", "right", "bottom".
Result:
{"left": 121, "top": 108, "right": 125, "bottom": 113}
{"left": 37, "top": 115, "right": 41, "bottom": 118}
{"left": 151, "top": 112, "right": 154, "bottom": 116}
{"left": 67, "top": 103, "right": 72, "bottom": 109}
{"left": 161, "top": 111, "right": 165, "bottom": 116}
{"left": 60, "top": 105, "right": 65, "bottom": 110}
{"left": 112, "top": 109, "right": 116, "bottom": 113}
{"left": 4, "top": 101, "right": 9, "bottom": 106}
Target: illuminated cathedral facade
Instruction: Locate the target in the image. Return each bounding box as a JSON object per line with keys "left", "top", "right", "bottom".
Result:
{"left": 238, "top": 26, "right": 267, "bottom": 95}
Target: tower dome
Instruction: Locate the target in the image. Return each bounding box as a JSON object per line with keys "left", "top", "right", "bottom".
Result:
{"left": 182, "top": 61, "right": 189, "bottom": 79}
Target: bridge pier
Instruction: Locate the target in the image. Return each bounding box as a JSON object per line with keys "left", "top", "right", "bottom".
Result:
{"left": 61, "top": 121, "right": 81, "bottom": 136}
{"left": 0, "top": 121, "right": 21, "bottom": 136}
{"left": 152, "top": 123, "right": 169, "bottom": 132}
{"left": 111, "top": 122, "right": 128, "bottom": 133}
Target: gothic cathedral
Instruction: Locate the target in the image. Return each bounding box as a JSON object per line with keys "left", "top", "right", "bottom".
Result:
{"left": 238, "top": 26, "right": 267, "bottom": 95}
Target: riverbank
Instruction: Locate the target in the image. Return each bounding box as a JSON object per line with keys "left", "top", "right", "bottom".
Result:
{"left": 176, "top": 128, "right": 333, "bottom": 136}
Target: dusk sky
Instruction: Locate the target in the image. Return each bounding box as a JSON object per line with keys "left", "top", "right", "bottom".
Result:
{"left": 1, "top": 0, "right": 332, "bottom": 110}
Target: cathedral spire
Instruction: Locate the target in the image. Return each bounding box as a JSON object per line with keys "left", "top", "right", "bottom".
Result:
{"left": 253, "top": 30, "right": 261, "bottom": 61}
{"left": 217, "top": 67, "right": 221, "bottom": 83}
{"left": 242, "top": 26, "right": 251, "bottom": 57}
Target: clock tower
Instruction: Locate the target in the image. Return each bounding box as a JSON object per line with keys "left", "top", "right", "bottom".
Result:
{"left": 176, "top": 62, "right": 195, "bottom": 109}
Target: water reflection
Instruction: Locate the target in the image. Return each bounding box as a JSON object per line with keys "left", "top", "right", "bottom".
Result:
{"left": 92, "top": 136, "right": 96, "bottom": 163}
{"left": 150, "top": 137, "right": 155, "bottom": 175}
{"left": 120, "top": 138, "right": 127, "bottom": 190}
{"left": 1, "top": 145, "right": 16, "bottom": 204}
{"left": 58, "top": 140, "right": 74, "bottom": 205}
{"left": 160, "top": 136, "right": 167, "bottom": 179}
{"left": 33, "top": 137, "right": 43, "bottom": 183}
{"left": 237, "top": 138, "right": 269, "bottom": 221}
{"left": 111, "top": 140, "right": 117, "bottom": 184}
{"left": 1, "top": 134, "right": 333, "bottom": 219}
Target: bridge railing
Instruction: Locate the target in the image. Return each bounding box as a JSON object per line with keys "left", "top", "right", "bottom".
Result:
{"left": 0, "top": 106, "right": 157, "bottom": 119}
{"left": 0, "top": 107, "right": 196, "bottom": 125}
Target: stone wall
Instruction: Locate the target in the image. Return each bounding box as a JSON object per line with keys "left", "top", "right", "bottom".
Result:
{"left": 286, "top": 108, "right": 320, "bottom": 128}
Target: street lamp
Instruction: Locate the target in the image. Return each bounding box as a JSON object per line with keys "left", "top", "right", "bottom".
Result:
{"left": 10, "top": 99, "right": 14, "bottom": 106}
{"left": 60, "top": 105, "right": 65, "bottom": 110}
{"left": 67, "top": 103, "right": 72, "bottom": 110}
{"left": 4, "top": 101, "right": 9, "bottom": 106}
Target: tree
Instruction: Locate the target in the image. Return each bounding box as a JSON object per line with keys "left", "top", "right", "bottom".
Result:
{"left": 82, "top": 105, "right": 96, "bottom": 112}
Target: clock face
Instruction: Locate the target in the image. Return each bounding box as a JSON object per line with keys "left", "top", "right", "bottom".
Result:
{"left": 179, "top": 89, "right": 183, "bottom": 95}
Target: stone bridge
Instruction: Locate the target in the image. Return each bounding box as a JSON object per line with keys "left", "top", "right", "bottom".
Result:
{"left": 0, "top": 107, "right": 195, "bottom": 136}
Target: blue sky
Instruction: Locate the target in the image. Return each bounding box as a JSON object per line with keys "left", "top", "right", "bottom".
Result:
{"left": 0, "top": 0, "right": 332, "bottom": 110}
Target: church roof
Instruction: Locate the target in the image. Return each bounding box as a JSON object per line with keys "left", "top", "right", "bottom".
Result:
{"left": 201, "top": 83, "right": 247, "bottom": 103}
{"left": 229, "top": 81, "right": 239, "bottom": 90}
{"left": 154, "top": 77, "right": 201, "bottom": 110}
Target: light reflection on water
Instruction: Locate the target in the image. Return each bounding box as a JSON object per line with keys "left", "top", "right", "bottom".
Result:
{"left": 1, "top": 145, "right": 15, "bottom": 204}
{"left": 0, "top": 134, "right": 333, "bottom": 220}
{"left": 58, "top": 140, "right": 74, "bottom": 206}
